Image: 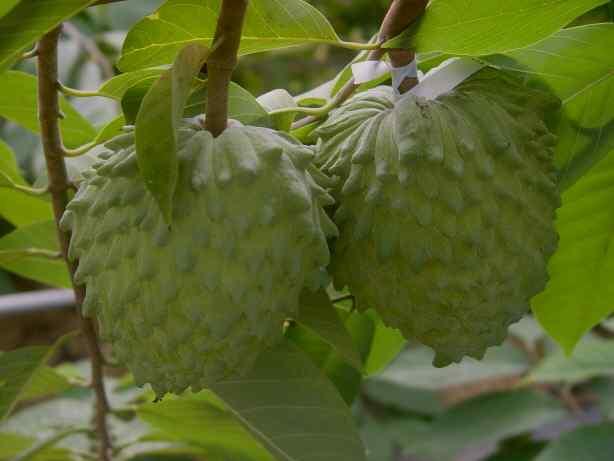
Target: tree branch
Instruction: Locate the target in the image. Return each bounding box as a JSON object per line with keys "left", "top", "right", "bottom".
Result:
{"left": 204, "top": 0, "right": 249, "bottom": 137}
{"left": 37, "top": 27, "right": 113, "bottom": 461}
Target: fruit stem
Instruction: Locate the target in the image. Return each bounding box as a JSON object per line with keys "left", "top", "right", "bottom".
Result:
{"left": 291, "top": 0, "right": 427, "bottom": 130}
{"left": 37, "top": 27, "right": 113, "bottom": 461}
{"left": 204, "top": 0, "right": 249, "bottom": 137}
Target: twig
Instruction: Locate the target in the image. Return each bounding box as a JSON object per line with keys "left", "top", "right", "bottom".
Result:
{"left": 204, "top": 0, "right": 249, "bottom": 136}
{"left": 0, "top": 173, "right": 49, "bottom": 196}
{"left": 21, "top": 46, "right": 39, "bottom": 60}
{"left": 62, "top": 22, "right": 114, "bottom": 80}
{"left": 37, "top": 27, "right": 113, "bottom": 461}
{"left": 291, "top": 0, "right": 427, "bottom": 130}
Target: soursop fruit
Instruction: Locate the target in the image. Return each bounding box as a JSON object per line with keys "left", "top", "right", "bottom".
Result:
{"left": 315, "top": 68, "right": 561, "bottom": 366}
{"left": 61, "top": 119, "right": 338, "bottom": 395}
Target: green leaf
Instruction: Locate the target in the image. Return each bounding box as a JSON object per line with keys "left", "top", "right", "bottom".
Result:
{"left": 0, "top": 220, "right": 71, "bottom": 288}
{"left": 385, "top": 0, "right": 608, "bottom": 56}
{"left": 0, "top": 140, "right": 52, "bottom": 226}
{"left": 257, "top": 89, "right": 298, "bottom": 132}
{"left": 532, "top": 150, "right": 614, "bottom": 352}
{"left": 19, "top": 367, "right": 75, "bottom": 402}
{"left": 524, "top": 337, "right": 614, "bottom": 384}
{"left": 0, "top": 0, "right": 97, "bottom": 72}
{"left": 94, "top": 115, "right": 126, "bottom": 144}
{"left": 0, "top": 432, "right": 72, "bottom": 461}
{"left": 118, "top": 0, "right": 341, "bottom": 71}
{"left": 486, "top": 24, "right": 614, "bottom": 189}
{"left": 135, "top": 43, "right": 209, "bottom": 224}
{"left": 186, "top": 81, "right": 271, "bottom": 127}
{"left": 322, "top": 311, "right": 374, "bottom": 404}
{"left": 210, "top": 338, "right": 366, "bottom": 461}
{"left": 296, "top": 290, "right": 363, "bottom": 370}
{"left": 363, "top": 311, "right": 405, "bottom": 376}
{"left": 535, "top": 423, "right": 614, "bottom": 461}
{"left": 287, "top": 307, "right": 375, "bottom": 404}
{"left": 138, "top": 392, "right": 274, "bottom": 461}
{"left": 121, "top": 77, "right": 159, "bottom": 125}
{"left": 97, "top": 68, "right": 167, "bottom": 99}
{"left": 0, "top": 71, "right": 96, "bottom": 148}
{"left": 0, "top": 0, "right": 20, "bottom": 19}
{"left": 403, "top": 391, "right": 566, "bottom": 461}
{"left": 0, "top": 334, "right": 73, "bottom": 421}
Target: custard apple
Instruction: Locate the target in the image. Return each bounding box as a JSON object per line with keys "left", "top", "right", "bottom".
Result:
{"left": 61, "top": 120, "right": 338, "bottom": 395}
{"left": 315, "top": 68, "right": 561, "bottom": 366}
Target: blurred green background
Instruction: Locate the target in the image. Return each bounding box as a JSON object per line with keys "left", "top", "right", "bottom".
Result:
{"left": 1, "top": 2, "right": 614, "bottom": 461}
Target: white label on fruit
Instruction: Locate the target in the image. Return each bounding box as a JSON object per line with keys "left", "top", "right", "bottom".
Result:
{"left": 352, "top": 59, "right": 419, "bottom": 92}
{"left": 410, "top": 57, "right": 486, "bottom": 100}
{"left": 351, "top": 60, "right": 390, "bottom": 84}
{"left": 391, "top": 60, "right": 418, "bottom": 93}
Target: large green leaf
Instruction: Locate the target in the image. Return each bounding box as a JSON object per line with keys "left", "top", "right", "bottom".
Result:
{"left": 19, "top": 367, "right": 76, "bottom": 403}
{"left": 296, "top": 290, "right": 363, "bottom": 370}
{"left": 287, "top": 307, "right": 375, "bottom": 404}
{"left": 0, "top": 139, "right": 52, "bottom": 226}
{"left": 0, "top": 220, "right": 71, "bottom": 288}
{"left": 486, "top": 24, "right": 614, "bottom": 189}
{"left": 385, "top": 0, "right": 608, "bottom": 56}
{"left": 210, "top": 338, "right": 366, "bottom": 461}
{"left": 138, "top": 392, "right": 274, "bottom": 461}
{"left": 0, "top": 432, "right": 72, "bottom": 461}
{"left": 0, "top": 0, "right": 97, "bottom": 72}
{"left": 0, "top": 71, "right": 96, "bottom": 148}
{"left": 532, "top": 150, "right": 614, "bottom": 352}
{"left": 118, "top": 0, "right": 340, "bottom": 71}
{"left": 121, "top": 77, "right": 160, "bottom": 125}
{"left": 0, "top": 334, "right": 73, "bottom": 421}
{"left": 524, "top": 337, "right": 614, "bottom": 384}
{"left": 535, "top": 423, "right": 614, "bottom": 461}
{"left": 97, "top": 68, "right": 167, "bottom": 99}
{"left": 0, "top": 0, "right": 20, "bottom": 19}
{"left": 135, "top": 43, "right": 209, "bottom": 224}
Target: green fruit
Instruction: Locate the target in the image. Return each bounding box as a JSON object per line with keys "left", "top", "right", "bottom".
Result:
{"left": 315, "top": 69, "right": 561, "bottom": 366}
{"left": 61, "top": 120, "right": 338, "bottom": 396}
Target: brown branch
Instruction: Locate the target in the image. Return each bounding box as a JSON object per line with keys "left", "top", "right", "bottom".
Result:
{"left": 204, "top": 0, "right": 249, "bottom": 137}
{"left": 37, "top": 27, "right": 113, "bottom": 461}
{"left": 292, "top": 0, "right": 427, "bottom": 130}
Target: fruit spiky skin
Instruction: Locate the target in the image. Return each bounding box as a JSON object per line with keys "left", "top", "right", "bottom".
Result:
{"left": 315, "top": 69, "right": 561, "bottom": 366}
{"left": 61, "top": 120, "right": 338, "bottom": 396}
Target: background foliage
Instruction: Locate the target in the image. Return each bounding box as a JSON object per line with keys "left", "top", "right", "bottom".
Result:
{"left": 1, "top": 1, "right": 614, "bottom": 460}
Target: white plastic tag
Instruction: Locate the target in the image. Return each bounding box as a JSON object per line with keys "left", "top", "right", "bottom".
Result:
{"left": 409, "top": 57, "right": 486, "bottom": 100}
{"left": 391, "top": 60, "right": 418, "bottom": 93}
{"left": 351, "top": 60, "right": 390, "bottom": 84}
{"left": 351, "top": 59, "right": 419, "bottom": 94}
